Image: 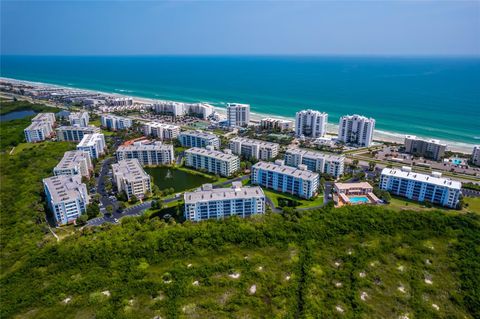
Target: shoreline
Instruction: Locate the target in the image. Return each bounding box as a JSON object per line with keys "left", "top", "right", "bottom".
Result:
{"left": 1, "top": 76, "right": 476, "bottom": 154}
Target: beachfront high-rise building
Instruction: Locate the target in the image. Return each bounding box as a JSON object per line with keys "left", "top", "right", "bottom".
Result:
{"left": 251, "top": 160, "right": 320, "bottom": 199}
{"left": 185, "top": 147, "right": 240, "bottom": 177}
{"left": 338, "top": 114, "right": 376, "bottom": 147}
{"left": 112, "top": 159, "right": 152, "bottom": 200}
{"left": 179, "top": 131, "right": 220, "bottom": 149}
{"left": 68, "top": 111, "right": 90, "bottom": 127}
{"left": 143, "top": 122, "right": 180, "bottom": 140}
{"left": 56, "top": 125, "right": 100, "bottom": 142}
{"left": 116, "top": 141, "right": 174, "bottom": 166}
{"left": 184, "top": 182, "right": 266, "bottom": 222}
{"left": 100, "top": 114, "right": 133, "bottom": 131}
{"left": 53, "top": 150, "right": 93, "bottom": 179}
{"left": 109, "top": 97, "right": 134, "bottom": 106}
{"left": 260, "top": 117, "right": 294, "bottom": 132}
{"left": 152, "top": 101, "right": 214, "bottom": 119}
{"left": 284, "top": 148, "right": 345, "bottom": 178}
{"left": 380, "top": 167, "right": 461, "bottom": 208}
{"left": 24, "top": 112, "right": 56, "bottom": 143}
{"left": 472, "top": 146, "right": 480, "bottom": 166}
{"left": 226, "top": 103, "right": 250, "bottom": 127}
{"left": 295, "top": 109, "right": 328, "bottom": 138}
{"left": 43, "top": 175, "right": 89, "bottom": 226}
{"left": 229, "top": 137, "right": 279, "bottom": 161}
{"left": 76, "top": 133, "right": 106, "bottom": 159}
{"left": 404, "top": 135, "right": 446, "bottom": 161}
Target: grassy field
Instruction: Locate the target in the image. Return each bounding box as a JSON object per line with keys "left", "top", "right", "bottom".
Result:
{"left": 386, "top": 196, "right": 480, "bottom": 214}
{"left": 263, "top": 188, "right": 324, "bottom": 209}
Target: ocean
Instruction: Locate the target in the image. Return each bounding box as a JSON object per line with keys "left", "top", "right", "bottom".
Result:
{"left": 1, "top": 55, "right": 479, "bottom": 148}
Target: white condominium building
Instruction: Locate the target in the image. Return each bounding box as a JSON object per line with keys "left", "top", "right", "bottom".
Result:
{"left": 24, "top": 112, "right": 56, "bottom": 143}
{"left": 185, "top": 147, "right": 240, "bottom": 177}
{"left": 43, "top": 175, "right": 89, "bottom": 226}
{"left": 53, "top": 150, "right": 93, "bottom": 179}
{"left": 404, "top": 135, "right": 446, "bottom": 161}
{"left": 116, "top": 141, "right": 174, "bottom": 166}
{"left": 251, "top": 160, "right": 319, "bottom": 199}
{"left": 68, "top": 111, "right": 90, "bottom": 127}
{"left": 32, "top": 112, "right": 56, "bottom": 125}
{"left": 260, "top": 117, "right": 294, "bottom": 132}
{"left": 109, "top": 97, "right": 133, "bottom": 106}
{"left": 56, "top": 125, "right": 100, "bottom": 142}
{"left": 112, "top": 159, "right": 152, "bottom": 200}
{"left": 284, "top": 148, "right": 345, "bottom": 178}
{"left": 229, "top": 137, "right": 279, "bottom": 160}
{"left": 100, "top": 114, "right": 133, "bottom": 130}
{"left": 143, "top": 122, "right": 180, "bottom": 140}
{"left": 295, "top": 109, "right": 328, "bottom": 138}
{"left": 76, "top": 133, "right": 106, "bottom": 159}
{"left": 179, "top": 131, "right": 220, "bottom": 149}
{"left": 472, "top": 146, "right": 480, "bottom": 166}
{"left": 24, "top": 121, "right": 53, "bottom": 143}
{"left": 152, "top": 101, "right": 214, "bottom": 119}
{"left": 227, "top": 103, "right": 250, "bottom": 127}
{"left": 338, "top": 114, "right": 376, "bottom": 147}
{"left": 380, "top": 167, "right": 461, "bottom": 208}
{"left": 184, "top": 182, "right": 266, "bottom": 221}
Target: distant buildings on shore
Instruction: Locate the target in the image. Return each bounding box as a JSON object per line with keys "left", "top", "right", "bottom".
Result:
{"left": 260, "top": 118, "right": 293, "bottom": 132}
{"left": 338, "top": 114, "right": 376, "bottom": 147}
{"left": 184, "top": 182, "right": 265, "bottom": 221}
{"left": 152, "top": 101, "right": 214, "bottom": 119}
{"left": 471, "top": 146, "right": 480, "bottom": 166}
{"left": 295, "top": 109, "right": 328, "bottom": 138}
{"left": 404, "top": 135, "right": 446, "bottom": 161}
{"left": 227, "top": 103, "right": 250, "bottom": 127}
{"left": 100, "top": 114, "right": 132, "bottom": 131}
{"left": 380, "top": 166, "right": 461, "bottom": 208}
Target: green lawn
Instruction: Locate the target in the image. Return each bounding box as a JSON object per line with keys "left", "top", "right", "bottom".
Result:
{"left": 263, "top": 188, "right": 324, "bottom": 209}
{"left": 464, "top": 197, "right": 480, "bottom": 213}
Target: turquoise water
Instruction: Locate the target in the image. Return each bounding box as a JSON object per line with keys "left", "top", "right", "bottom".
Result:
{"left": 349, "top": 196, "right": 370, "bottom": 204}
{"left": 1, "top": 55, "right": 479, "bottom": 144}
{"left": 451, "top": 159, "right": 462, "bottom": 165}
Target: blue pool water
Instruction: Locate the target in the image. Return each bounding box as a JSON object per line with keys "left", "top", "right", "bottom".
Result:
{"left": 451, "top": 159, "right": 462, "bottom": 165}
{"left": 349, "top": 197, "right": 369, "bottom": 204}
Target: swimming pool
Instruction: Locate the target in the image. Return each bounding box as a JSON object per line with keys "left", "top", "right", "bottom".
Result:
{"left": 451, "top": 158, "right": 462, "bottom": 165}
{"left": 348, "top": 196, "right": 370, "bottom": 204}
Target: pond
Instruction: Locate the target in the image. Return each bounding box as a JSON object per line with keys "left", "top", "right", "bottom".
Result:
{"left": 144, "top": 167, "right": 215, "bottom": 192}
{"left": 0, "top": 110, "right": 36, "bottom": 121}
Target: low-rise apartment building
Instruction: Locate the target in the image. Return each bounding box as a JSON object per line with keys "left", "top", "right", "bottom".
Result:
{"left": 116, "top": 141, "right": 174, "bottom": 166}
{"left": 56, "top": 125, "right": 100, "bottom": 142}
{"left": 260, "top": 117, "right": 294, "bottom": 132}
{"left": 53, "top": 150, "right": 93, "bottom": 178}
{"left": 185, "top": 147, "right": 240, "bottom": 177}
{"left": 251, "top": 160, "right": 320, "bottom": 199}
{"left": 68, "top": 111, "right": 90, "bottom": 127}
{"left": 112, "top": 159, "right": 152, "bottom": 200}
{"left": 380, "top": 166, "right": 461, "bottom": 208}
{"left": 284, "top": 148, "right": 345, "bottom": 178}
{"left": 76, "top": 133, "right": 106, "bottom": 159}
{"left": 32, "top": 112, "right": 56, "bottom": 126}
{"left": 404, "top": 135, "right": 446, "bottom": 161}
{"left": 24, "top": 120, "right": 54, "bottom": 142}
{"left": 43, "top": 175, "right": 89, "bottom": 225}
{"left": 184, "top": 182, "right": 266, "bottom": 221}
{"left": 100, "top": 114, "right": 133, "bottom": 130}
{"left": 229, "top": 137, "right": 279, "bottom": 160}
{"left": 143, "top": 122, "right": 180, "bottom": 140}
{"left": 179, "top": 131, "right": 220, "bottom": 149}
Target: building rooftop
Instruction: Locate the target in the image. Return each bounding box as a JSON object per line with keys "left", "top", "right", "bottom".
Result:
{"left": 179, "top": 130, "right": 218, "bottom": 139}
{"left": 57, "top": 125, "right": 100, "bottom": 132}
{"left": 185, "top": 183, "right": 264, "bottom": 204}
{"left": 112, "top": 159, "right": 150, "bottom": 182}
{"left": 117, "top": 141, "right": 173, "bottom": 152}
{"left": 334, "top": 182, "right": 373, "bottom": 190}
{"left": 32, "top": 112, "right": 55, "bottom": 122}
{"left": 43, "top": 175, "right": 86, "bottom": 202}
{"left": 144, "top": 122, "right": 180, "bottom": 129}
{"left": 186, "top": 147, "right": 239, "bottom": 161}
{"left": 340, "top": 114, "right": 375, "bottom": 122}
{"left": 405, "top": 135, "right": 446, "bottom": 146}
{"left": 101, "top": 114, "right": 131, "bottom": 121}
{"left": 77, "top": 133, "right": 104, "bottom": 147}
{"left": 230, "top": 137, "right": 279, "bottom": 148}
{"left": 253, "top": 161, "right": 319, "bottom": 180}
{"left": 381, "top": 167, "right": 461, "bottom": 189}
{"left": 286, "top": 148, "right": 344, "bottom": 161}
{"left": 25, "top": 121, "right": 50, "bottom": 131}
{"left": 54, "top": 150, "right": 90, "bottom": 170}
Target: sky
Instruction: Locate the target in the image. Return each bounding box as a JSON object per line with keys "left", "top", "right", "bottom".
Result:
{"left": 1, "top": 1, "right": 479, "bottom": 56}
